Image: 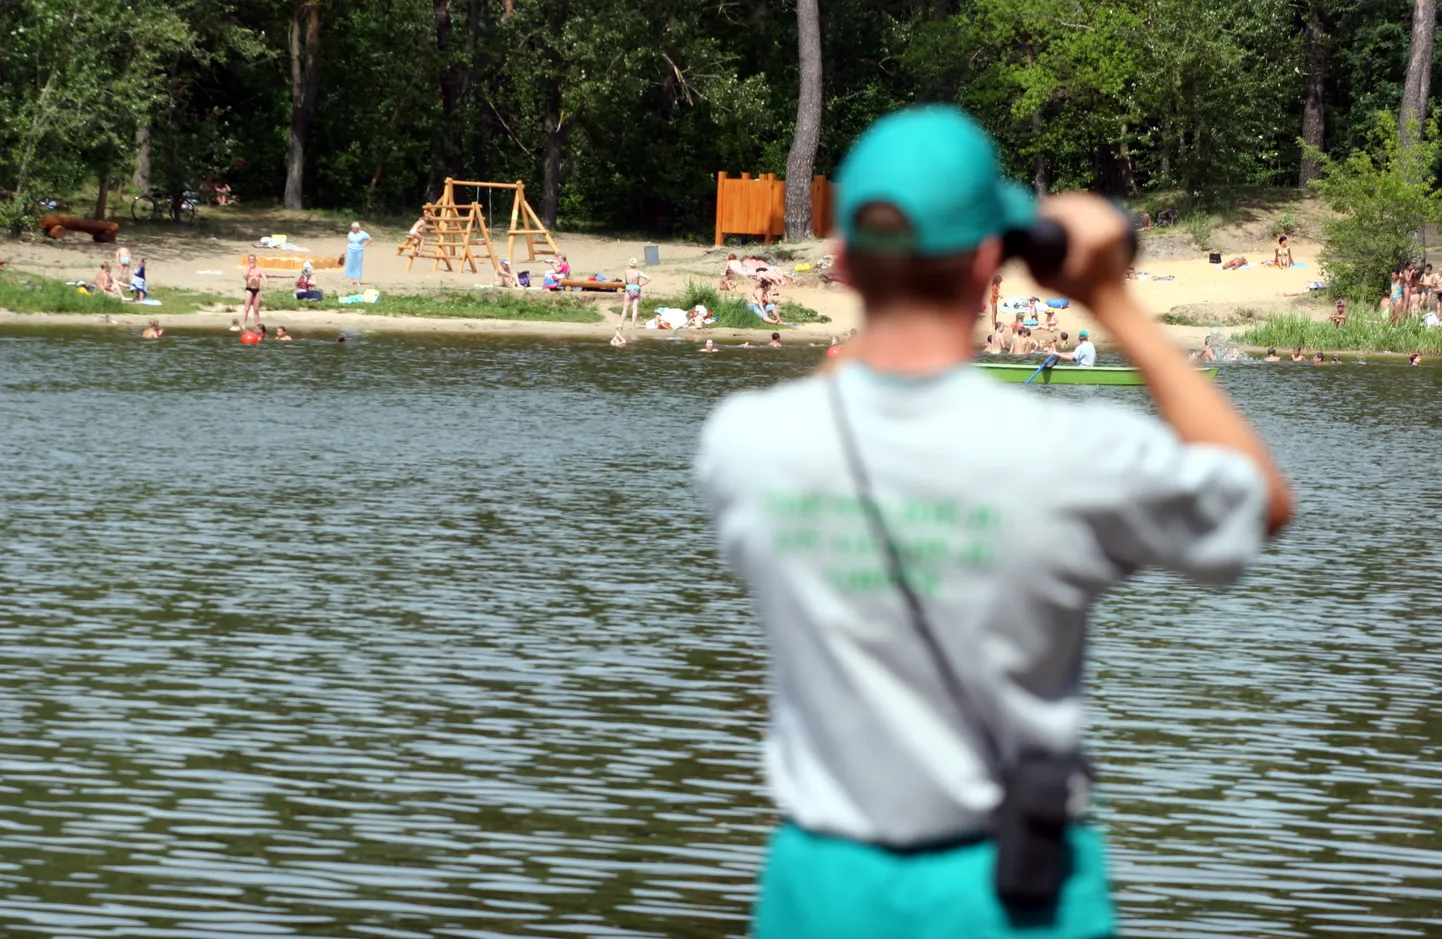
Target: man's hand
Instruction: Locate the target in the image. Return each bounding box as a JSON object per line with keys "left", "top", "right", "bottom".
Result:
{"left": 1032, "top": 193, "right": 1134, "bottom": 313}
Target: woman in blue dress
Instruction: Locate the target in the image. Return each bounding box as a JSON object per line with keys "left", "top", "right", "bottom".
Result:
{"left": 345, "top": 222, "right": 372, "bottom": 289}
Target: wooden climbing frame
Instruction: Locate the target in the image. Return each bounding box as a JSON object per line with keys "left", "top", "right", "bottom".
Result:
{"left": 398, "top": 178, "right": 559, "bottom": 274}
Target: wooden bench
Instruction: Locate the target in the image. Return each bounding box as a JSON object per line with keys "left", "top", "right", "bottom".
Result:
{"left": 42, "top": 215, "right": 119, "bottom": 243}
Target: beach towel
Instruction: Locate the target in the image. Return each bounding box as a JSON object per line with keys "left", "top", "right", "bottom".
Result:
{"left": 134, "top": 298, "right": 162, "bottom": 306}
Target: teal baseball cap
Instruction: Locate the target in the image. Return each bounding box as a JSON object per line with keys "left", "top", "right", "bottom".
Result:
{"left": 837, "top": 104, "right": 1035, "bottom": 256}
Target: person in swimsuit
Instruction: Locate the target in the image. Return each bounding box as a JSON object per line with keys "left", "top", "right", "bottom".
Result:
{"left": 721, "top": 254, "right": 751, "bottom": 291}
{"left": 621, "top": 258, "right": 650, "bottom": 329}
{"left": 400, "top": 210, "right": 434, "bottom": 253}
{"left": 610, "top": 325, "right": 628, "bottom": 347}
{"left": 92, "top": 262, "right": 122, "bottom": 298}
{"left": 497, "top": 258, "right": 517, "bottom": 289}
{"left": 1274, "top": 236, "right": 1293, "bottom": 269}
{"left": 275, "top": 326, "right": 293, "bottom": 341}
{"left": 701, "top": 339, "right": 720, "bottom": 353}
{"left": 1290, "top": 346, "right": 1305, "bottom": 362}
{"left": 141, "top": 319, "right": 163, "bottom": 339}
{"left": 1264, "top": 347, "right": 1281, "bottom": 361}
{"left": 1311, "top": 352, "right": 1326, "bottom": 365}
{"left": 768, "top": 332, "right": 783, "bottom": 348}
{"left": 1388, "top": 272, "right": 1405, "bottom": 323}
{"left": 989, "top": 273, "right": 1002, "bottom": 320}
{"left": 1330, "top": 299, "right": 1347, "bottom": 328}
{"left": 1409, "top": 353, "right": 1422, "bottom": 365}
{"left": 752, "top": 281, "right": 783, "bottom": 325}
{"left": 1222, "top": 256, "right": 1248, "bottom": 270}
{"left": 1199, "top": 335, "right": 1218, "bottom": 362}
{"left": 242, "top": 255, "right": 268, "bottom": 328}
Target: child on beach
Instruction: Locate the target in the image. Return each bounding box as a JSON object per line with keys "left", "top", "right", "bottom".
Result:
{"left": 401, "top": 209, "right": 434, "bottom": 253}
{"left": 497, "top": 258, "right": 518, "bottom": 289}
{"left": 128, "top": 258, "right": 148, "bottom": 301}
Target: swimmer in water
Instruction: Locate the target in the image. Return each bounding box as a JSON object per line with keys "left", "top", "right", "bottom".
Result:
{"left": 141, "top": 319, "right": 163, "bottom": 339}
{"left": 275, "top": 326, "right": 293, "bottom": 341}
{"left": 1330, "top": 353, "right": 1341, "bottom": 364}
{"left": 1409, "top": 352, "right": 1422, "bottom": 366}
{"left": 768, "top": 332, "right": 783, "bottom": 348}
{"left": 1311, "top": 352, "right": 1326, "bottom": 365}
{"left": 1290, "top": 346, "right": 1305, "bottom": 362}
{"left": 256, "top": 324, "right": 268, "bottom": 342}
{"left": 610, "top": 326, "right": 627, "bottom": 347}
{"left": 1199, "top": 336, "right": 1218, "bottom": 362}
{"left": 1264, "top": 347, "right": 1280, "bottom": 362}
{"left": 701, "top": 339, "right": 719, "bottom": 353}
{"left": 229, "top": 317, "right": 242, "bottom": 332}
{"left": 337, "top": 335, "right": 347, "bottom": 344}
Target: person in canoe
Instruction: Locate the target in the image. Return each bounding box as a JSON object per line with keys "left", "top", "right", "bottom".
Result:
{"left": 1050, "top": 328, "right": 1096, "bottom": 366}
{"left": 695, "top": 104, "right": 1291, "bottom": 939}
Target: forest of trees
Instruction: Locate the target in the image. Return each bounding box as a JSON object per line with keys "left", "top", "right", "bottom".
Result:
{"left": 1, "top": 0, "right": 1440, "bottom": 237}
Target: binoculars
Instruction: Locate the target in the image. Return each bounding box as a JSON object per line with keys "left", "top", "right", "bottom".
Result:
{"left": 1001, "top": 208, "right": 1139, "bottom": 280}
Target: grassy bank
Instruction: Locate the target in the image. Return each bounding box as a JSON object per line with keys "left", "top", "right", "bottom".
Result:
{"left": 1234, "top": 313, "right": 1442, "bottom": 353}
{"left": 612, "top": 280, "right": 830, "bottom": 329}
{"left": 0, "top": 269, "right": 228, "bottom": 314}
{"left": 305, "top": 289, "right": 603, "bottom": 323}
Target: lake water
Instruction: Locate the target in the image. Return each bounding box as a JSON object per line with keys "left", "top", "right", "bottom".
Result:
{"left": 1, "top": 327, "right": 1439, "bottom": 939}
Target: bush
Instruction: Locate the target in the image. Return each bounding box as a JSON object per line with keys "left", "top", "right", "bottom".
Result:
{"left": 1234, "top": 310, "right": 1442, "bottom": 354}
{"left": 1270, "top": 211, "right": 1299, "bottom": 238}
{"left": 1303, "top": 112, "right": 1442, "bottom": 299}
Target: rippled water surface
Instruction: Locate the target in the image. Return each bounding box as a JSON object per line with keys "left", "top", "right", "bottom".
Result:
{"left": 1, "top": 327, "right": 1439, "bottom": 938}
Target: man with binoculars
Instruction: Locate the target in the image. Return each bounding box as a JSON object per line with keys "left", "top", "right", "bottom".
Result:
{"left": 696, "top": 105, "right": 1293, "bottom": 938}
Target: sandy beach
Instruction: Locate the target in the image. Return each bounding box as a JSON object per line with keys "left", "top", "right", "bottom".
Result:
{"left": 0, "top": 208, "right": 1339, "bottom": 348}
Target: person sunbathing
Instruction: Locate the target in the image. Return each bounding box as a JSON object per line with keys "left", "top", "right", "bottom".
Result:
{"left": 1273, "top": 236, "right": 1293, "bottom": 269}
{"left": 93, "top": 263, "right": 122, "bottom": 299}
{"left": 720, "top": 254, "right": 753, "bottom": 291}
{"left": 497, "top": 258, "right": 518, "bottom": 288}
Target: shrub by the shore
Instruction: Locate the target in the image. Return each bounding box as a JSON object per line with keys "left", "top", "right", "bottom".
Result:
{"left": 1235, "top": 312, "right": 1442, "bottom": 354}
{"left": 318, "top": 289, "right": 603, "bottom": 323}
{"left": 0, "top": 270, "right": 227, "bottom": 314}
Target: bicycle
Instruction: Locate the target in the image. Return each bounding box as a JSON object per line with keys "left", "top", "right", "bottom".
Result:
{"left": 131, "top": 190, "right": 199, "bottom": 223}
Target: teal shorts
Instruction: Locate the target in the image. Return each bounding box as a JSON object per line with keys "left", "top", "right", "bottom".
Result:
{"left": 753, "top": 822, "right": 1116, "bottom": 939}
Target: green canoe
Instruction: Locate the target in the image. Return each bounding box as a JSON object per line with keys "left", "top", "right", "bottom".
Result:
{"left": 976, "top": 363, "right": 1219, "bottom": 385}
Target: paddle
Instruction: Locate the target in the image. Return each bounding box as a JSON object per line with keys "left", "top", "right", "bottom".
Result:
{"left": 1024, "top": 354, "right": 1059, "bottom": 384}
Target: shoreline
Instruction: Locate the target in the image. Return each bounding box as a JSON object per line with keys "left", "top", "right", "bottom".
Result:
{"left": 3, "top": 309, "right": 1427, "bottom": 358}
{"left": 0, "top": 307, "right": 838, "bottom": 342}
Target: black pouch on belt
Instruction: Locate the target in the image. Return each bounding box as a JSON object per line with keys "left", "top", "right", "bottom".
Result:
{"left": 992, "top": 750, "right": 1074, "bottom": 911}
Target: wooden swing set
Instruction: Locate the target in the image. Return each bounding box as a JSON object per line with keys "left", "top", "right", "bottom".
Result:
{"left": 398, "top": 178, "right": 559, "bottom": 274}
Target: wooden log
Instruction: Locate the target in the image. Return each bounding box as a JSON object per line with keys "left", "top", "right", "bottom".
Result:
{"left": 41, "top": 214, "right": 120, "bottom": 242}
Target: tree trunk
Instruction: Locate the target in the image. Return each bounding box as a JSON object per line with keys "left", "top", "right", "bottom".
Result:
{"left": 284, "top": 0, "right": 322, "bottom": 210}
{"left": 1300, "top": 0, "right": 1327, "bottom": 183}
{"left": 784, "top": 0, "right": 823, "bottom": 241}
{"left": 94, "top": 166, "right": 110, "bottom": 220}
{"left": 1399, "top": 0, "right": 1437, "bottom": 149}
{"left": 435, "top": 0, "right": 466, "bottom": 177}
{"left": 1031, "top": 111, "right": 1049, "bottom": 194}
{"left": 132, "top": 124, "right": 151, "bottom": 192}
{"left": 542, "top": 82, "right": 563, "bottom": 229}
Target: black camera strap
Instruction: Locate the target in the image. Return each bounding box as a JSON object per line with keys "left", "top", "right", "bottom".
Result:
{"left": 825, "top": 376, "right": 1005, "bottom": 774}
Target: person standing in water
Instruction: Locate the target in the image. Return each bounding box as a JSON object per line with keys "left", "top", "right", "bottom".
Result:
{"left": 345, "top": 221, "right": 372, "bottom": 290}
{"left": 241, "top": 255, "right": 269, "bottom": 328}
{"left": 621, "top": 258, "right": 649, "bottom": 330}
{"left": 696, "top": 104, "right": 1292, "bottom": 939}
{"left": 140, "top": 320, "right": 163, "bottom": 339}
